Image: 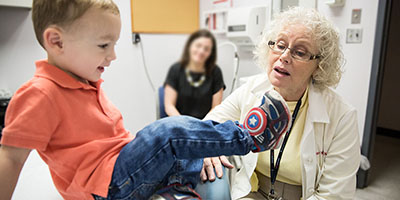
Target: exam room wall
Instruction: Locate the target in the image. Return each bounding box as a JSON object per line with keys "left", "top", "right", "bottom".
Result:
{"left": 200, "top": 0, "right": 379, "bottom": 142}
{"left": 0, "top": 1, "right": 187, "bottom": 133}
{"left": 0, "top": 1, "right": 380, "bottom": 139}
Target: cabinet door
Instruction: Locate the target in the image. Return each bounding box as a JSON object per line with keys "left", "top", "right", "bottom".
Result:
{"left": 0, "top": 0, "right": 32, "bottom": 8}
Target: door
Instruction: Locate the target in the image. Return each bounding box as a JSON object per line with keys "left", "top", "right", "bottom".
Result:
{"left": 357, "top": 0, "right": 400, "bottom": 188}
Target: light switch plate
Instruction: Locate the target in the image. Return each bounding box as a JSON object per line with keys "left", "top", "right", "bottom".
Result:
{"left": 352, "top": 9, "right": 362, "bottom": 24}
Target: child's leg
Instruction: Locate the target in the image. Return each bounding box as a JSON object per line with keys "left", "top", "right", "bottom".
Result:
{"left": 105, "top": 89, "right": 291, "bottom": 199}
{"left": 163, "top": 159, "right": 204, "bottom": 188}
{"left": 106, "top": 116, "right": 254, "bottom": 199}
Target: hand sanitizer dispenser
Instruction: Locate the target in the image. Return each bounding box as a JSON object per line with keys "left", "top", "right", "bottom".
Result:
{"left": 227, "top": 6, "right": 268, "bottom": 47}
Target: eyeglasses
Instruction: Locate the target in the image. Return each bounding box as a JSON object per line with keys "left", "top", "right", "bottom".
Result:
{"left": 268, "top": 40, "right": 320, "bottom": 61}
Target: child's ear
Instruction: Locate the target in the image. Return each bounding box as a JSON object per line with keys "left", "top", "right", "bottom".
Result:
{"left": 43, "top": 27, "right": 64, "bottom": 53}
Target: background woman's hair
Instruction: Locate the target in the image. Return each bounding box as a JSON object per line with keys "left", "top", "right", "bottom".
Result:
{"left": 180, "top": 29, "right": 217, "bottom": 76}
{"left": 254, "top": 7, "right": 344, "bottom": 89}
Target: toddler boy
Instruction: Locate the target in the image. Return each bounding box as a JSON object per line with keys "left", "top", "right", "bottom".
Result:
{"left": 0, "top": 1, "right": 291, "bottom": 199}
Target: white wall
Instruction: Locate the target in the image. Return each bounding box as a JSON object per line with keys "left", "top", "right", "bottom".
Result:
{"left": 0, "top": 7, "right": 44, "bottom": 92}
{"left": 318, "top": 1, "right": 379, "bottom": 142}
{"left": 200, "top": 0, "right": 379, "bottom": 142}
{"left": 1, "top": 1, "right": 379, "bottom": 139}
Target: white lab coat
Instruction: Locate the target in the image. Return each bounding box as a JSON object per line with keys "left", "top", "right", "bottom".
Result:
{"left": 204, "top": 74, "right": 361, "bottom": 200}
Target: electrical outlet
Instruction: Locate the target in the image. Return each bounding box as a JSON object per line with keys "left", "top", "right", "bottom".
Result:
{"left": 346, "top": 28, "right": 362, "bottom": 43}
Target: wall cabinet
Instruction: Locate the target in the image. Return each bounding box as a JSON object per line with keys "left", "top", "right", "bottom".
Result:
{"left": 0, "top": 0, "right": 32, "bottom": 8}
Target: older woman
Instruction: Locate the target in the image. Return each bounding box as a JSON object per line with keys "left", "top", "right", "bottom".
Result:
{"left": 197, "top": 7, "right": 361, "bottom": 200}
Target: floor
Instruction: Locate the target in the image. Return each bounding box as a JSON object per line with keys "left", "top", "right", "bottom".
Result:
{"left": 12, "top": 150, "right": 62, "bottom": 199}
{"left": 355, "top": 134, "right": 400, "bottom": 200}
{"left": 10, "top": 134, "right": 400, "bottom": 200}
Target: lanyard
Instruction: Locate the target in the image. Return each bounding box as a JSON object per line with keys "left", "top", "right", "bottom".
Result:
{"left": 269, "top": 98, "right": 302, "bottom": 197}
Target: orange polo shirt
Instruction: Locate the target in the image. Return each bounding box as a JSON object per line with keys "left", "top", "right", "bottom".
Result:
{"left": 1, "top": 60, "right": 134, "bottom": 199}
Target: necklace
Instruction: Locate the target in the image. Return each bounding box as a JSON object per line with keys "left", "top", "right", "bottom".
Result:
{"left": 185, "top": 68, "right": 206, "bottom": 87}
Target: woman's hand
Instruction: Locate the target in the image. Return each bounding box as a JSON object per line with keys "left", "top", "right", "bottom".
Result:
{"left": 200, "top": 156, "right": 234, "bottom": 182}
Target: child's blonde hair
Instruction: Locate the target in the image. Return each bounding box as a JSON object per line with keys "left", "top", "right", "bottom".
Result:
{"left": 32, "top": 0, "right": 119, "bottom": 48}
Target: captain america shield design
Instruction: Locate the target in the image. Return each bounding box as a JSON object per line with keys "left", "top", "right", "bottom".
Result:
{"left": 243, "top": 107, "right": 267, "bottom": 136}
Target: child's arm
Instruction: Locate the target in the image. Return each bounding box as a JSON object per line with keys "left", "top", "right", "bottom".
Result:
{"left": 0, "top": 145, "right": 31, "bottom": 200}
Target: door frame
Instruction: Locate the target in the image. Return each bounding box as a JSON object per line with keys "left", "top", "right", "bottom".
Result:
{"left": 357, "top": 0, "right": 392, "bottom": 188}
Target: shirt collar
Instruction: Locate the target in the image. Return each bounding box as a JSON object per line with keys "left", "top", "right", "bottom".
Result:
{"left": 286, "top": 86, "right": 309, "bottom": 113}
{"left": 34, "top": 60, "right": 103, "bottom": 90}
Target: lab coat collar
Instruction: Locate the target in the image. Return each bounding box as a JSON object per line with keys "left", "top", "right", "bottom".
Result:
{"left": 34, "top": 59, "right": 103, "bottom": 90}
{"left": 249, "top": 73, "right": 273, "bottom": 97}
{"left": 249, "top": 73, "right": 329, "bottom": 124}
{"left": 308, "top": 83, "right": 330, "bottom": 124}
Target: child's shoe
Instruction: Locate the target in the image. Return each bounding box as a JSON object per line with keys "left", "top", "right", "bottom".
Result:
{"left": 149, "top": 183, "right": 201, "bottom": 200}
{"left": 243, "top": 89, "right": 291, "bottom": 152}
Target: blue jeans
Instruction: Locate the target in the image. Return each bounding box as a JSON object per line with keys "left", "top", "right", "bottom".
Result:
{"left": 94, "top": 116, "right": 253, "bottom": 200}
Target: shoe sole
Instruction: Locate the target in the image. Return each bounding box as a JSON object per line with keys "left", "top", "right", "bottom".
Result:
{"left": 265, "top": 90, "right": 291, "bottom": 149}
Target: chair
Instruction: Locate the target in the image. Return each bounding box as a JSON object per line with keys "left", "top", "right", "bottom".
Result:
{"left": 0, "top": 98, "right": 10, "bottom": 141}
{"left": 156, "top": 86, "right": 168, "bottom": 119}
{"left": 195, "top": 167, "right": 231, "bottom": 199}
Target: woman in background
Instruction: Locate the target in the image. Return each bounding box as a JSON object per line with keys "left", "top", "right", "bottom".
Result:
{"left": 164, "top": 29, "right": 225, "bottom": 119}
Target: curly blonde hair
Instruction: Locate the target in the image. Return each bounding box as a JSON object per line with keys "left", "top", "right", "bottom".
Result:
{"left": 254, "top": 7, "right": 343, "bottom": 89}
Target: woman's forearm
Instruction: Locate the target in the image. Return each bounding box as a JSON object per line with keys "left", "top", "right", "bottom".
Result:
{"left": 165, "top": 104, "right": 181, "bottom": 116}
